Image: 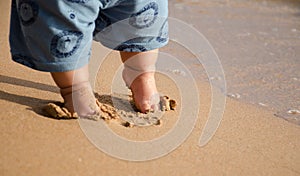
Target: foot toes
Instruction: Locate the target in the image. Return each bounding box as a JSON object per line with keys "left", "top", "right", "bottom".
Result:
{"left": 139, "top": 102, "right": 151, "bottom": 113}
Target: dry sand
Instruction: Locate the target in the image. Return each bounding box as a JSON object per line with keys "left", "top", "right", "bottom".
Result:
{"left": 1, "top": 0, "right": 300, "bottom": 175}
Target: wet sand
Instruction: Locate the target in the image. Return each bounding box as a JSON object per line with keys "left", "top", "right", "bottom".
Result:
{"left": 170, "top": 0, "right": 300, "bottom": 124}
{"left": 1, "top": 0, "right": 300, "bottom": 175}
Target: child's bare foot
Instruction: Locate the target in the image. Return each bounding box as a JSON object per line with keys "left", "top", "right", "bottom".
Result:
{"left": 60, "top": 81, "right": 100, "bottom": 119}
{"left": 120, "top": 49, "right": 159, "bottom": 113}
{"left": 122, "top": 67, "right": 160, "bottom": 113}
{"left": 51, "top": 65, "right": 100, "bottom": 119}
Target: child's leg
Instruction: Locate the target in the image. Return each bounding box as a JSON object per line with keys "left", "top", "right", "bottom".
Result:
{"left": 51, "top": 65, "right": 99, "bottom": 117}
{"left": 120, "top": 49, "right": 159, "bottom": 113}
{"left": 92, "top": 1, "right": 168, "bottom": 113}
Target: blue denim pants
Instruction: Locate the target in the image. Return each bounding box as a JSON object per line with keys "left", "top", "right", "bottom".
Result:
{"left": 9, "top": 0, "right": 168, "bottom": 72}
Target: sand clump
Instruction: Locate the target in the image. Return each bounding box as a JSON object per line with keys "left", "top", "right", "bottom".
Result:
{"left": 43, "top": 102, "right": 78, "bottom": 120}
{"left": 43, "top": 94, "right": 176, "bottom": 127}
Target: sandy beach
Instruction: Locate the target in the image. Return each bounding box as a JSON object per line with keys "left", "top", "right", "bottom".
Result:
{"left": 1, "top": 0, "right": 300, "bottom": 175}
